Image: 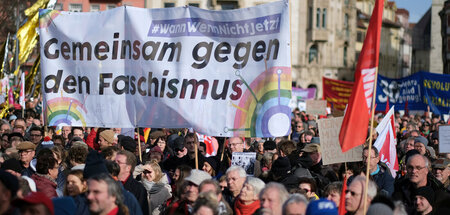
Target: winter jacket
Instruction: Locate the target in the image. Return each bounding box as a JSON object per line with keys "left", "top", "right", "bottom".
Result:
{"left": 371, "top": 163, "right": 395, "bottom": 195}
{"left": 142, "top": 180, "right": 171, "bottom": 214}
{"left": 32, "top": 173, "right": 57, "bottom": 198}
{"left": 392, "top": 173, "right": 447, "bottom": 214}
{"left": 123, "top": 175, "right": 150, "bottom": 215}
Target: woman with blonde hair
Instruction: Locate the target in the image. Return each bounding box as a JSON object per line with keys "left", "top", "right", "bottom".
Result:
{"left": 140, "top": 160, "right": 171, "bottom": 214}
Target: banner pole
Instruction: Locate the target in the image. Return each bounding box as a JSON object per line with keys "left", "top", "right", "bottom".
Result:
{"left": 194, "top": 142, "right": 198, "bottom": 169}
{"left": 363, "top": 67, "right": 379, "bottom": 214}
{"left": 137, "top": 128, "right": 142, "bottom": 163}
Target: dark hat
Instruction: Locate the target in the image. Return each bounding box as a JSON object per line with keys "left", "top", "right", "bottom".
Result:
{"left": 264, "top": 140, "right": 276, "bottom": 151}
{"left": 0, "top": 169, "right": 19, "bottom": 197}
{"left": 302, "top": 144, "right": 320, "bottom": 153}
{"left": 83, "top": 150, "right": 109, "bottom": 179}
{"left": 16, "top": 141, "right": 36, "bottom": 151}
{"left": 167, "top": 134, "right": 180, "bottom": 149}
{"left": 405, "top": 149, "right": 420, "bottom": 163}
{"left": 414, "top": 136, "right": 428, "bottom": 146}
{"left": 120, "top": 136, "right": 136, "bottom": 153}
{"left": 432, "top": 158, "right": 450, "bottom": 169}
{"left": 204, "top": 156, "right": 218, "bottom": 170}
{"left": 271, "top": 156, "right": 291, "bottom": 177}
{"left": 431, "top": 132, "right": 439, "bottom": 140}
{"left": 13, "top": 192, "right": 54, "bottom": 215}
{"left": 8, "top": 132, "right": 23, "bottom": 140}
{"left": 0, "top": 158, "right": 22, "bottom": 173}
{"left": 415, "top": 186, "right": 435, "bottom": 205}
{"left": 172, "top": 136, "right": 185, "bottom": 151}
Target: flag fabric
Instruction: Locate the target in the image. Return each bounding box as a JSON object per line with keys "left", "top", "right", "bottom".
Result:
{"left": 339, "top": 0, "right": 384, "bottom": 152}
{"left": 143, "top": 128, "right": 151, "bottom": 143}
{"left": 374, "top": 106, "right": 399, "bottom": 177}
{"left": 197, "top": 133, "right": 219, "bottom": 157}
{"left": 338, "top": 175, "right": 348, "bottom": 215}
{"left": 19, "top": 71, "right": 25, "bottom": 109}
{"left": 404, "top": 99, "right": 409, "bottom": 116}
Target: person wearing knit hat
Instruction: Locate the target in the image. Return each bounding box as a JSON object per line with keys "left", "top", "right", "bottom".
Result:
{"left": 203, "top": 157, "right": 218, "bottom": 177}
{"left": 98, "top": 130, "right": 115, "bottom": 150}
{"left": 12, "top": 192, "right": 54, "bottom": 215}
{"left": 83, "top": 150, "right": 109, "bottom": 179}
{"left": 414, "top": 136, "right": 428, "bottom": 155}
{"left": 305, "top": 198, "right": 338, "bottom": 215}
{"left": 415, "top": 186, "right": 434, "bottom": 215}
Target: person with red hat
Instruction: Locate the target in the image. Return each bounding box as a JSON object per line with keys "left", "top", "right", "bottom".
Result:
{"left": 12, "top": 192, "right": 54, "bottom": 215}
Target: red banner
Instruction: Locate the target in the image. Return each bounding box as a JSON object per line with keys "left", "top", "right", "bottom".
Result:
{"left": 322, "top": 77, "right": 354, "bottom": 111}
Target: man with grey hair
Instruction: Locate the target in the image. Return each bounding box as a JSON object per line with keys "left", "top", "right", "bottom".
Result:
{"left": 393, "top": 154, "right": 446, "bottom": 214}
{"left": 345, "top": 175, "right": 377, "bottom": 215}
{"left": 223, "top": 165, "right": 247, "bottom": 206}
{"left": 258, "top": 182, "right": 289, "bottom": 215}
{"left": 282, "top": 194, "right": 308, "bottom": 215}
{"left": 87, "top": 173, "right": 127, "bottom": 214}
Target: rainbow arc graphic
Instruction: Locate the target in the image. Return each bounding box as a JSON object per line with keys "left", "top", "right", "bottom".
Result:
{"left": 39, "top": 9, "right": 60, "bottom": 29}
{"left": 230, "top": 66, "right": 292, "bottom": 137}
{"left": 46, "top": 97, "right": 87, "bottom": 126}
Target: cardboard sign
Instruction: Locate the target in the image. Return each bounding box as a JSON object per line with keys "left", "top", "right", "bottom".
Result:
{"left": 317, "top": 117, "right": 363, "bottom": 165}
{"left": 231, "top": 152, "right": 257, "bottom": 175}
{"left": 439, "top": 125, "right": 450, "bottom": 153}
{"left": 306, "top": 100, "right": 327, "bottom": 115}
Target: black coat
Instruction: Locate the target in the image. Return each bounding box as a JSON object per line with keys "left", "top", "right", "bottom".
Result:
{"left": 392, "top": 173, "right": 446, "bottom": 214}
{"left": 371, "top": 163, "right": 395, "bottom": 196}
{"left": 123, "top": 175, "right": 149, "bottom": 215}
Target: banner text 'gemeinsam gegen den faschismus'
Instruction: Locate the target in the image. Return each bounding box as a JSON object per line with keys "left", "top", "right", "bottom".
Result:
{"left": 38, "top": 1, "right": 291, "bottom": 137}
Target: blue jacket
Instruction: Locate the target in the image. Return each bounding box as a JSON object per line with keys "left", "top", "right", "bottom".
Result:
{"left": 371, "top": 163, "right": 395, "bottom": 196}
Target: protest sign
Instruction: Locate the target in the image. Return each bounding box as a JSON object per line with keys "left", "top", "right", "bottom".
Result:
{"left": 306, "top": 100, "right": 327, "bottom": 115}
{"left": 39, "top": 2, "right": 291, "bottom": 137}
{"left": 322, "top": 77, "right": 354, "bottom": 111}
{"left": 289, "top": 87, "right": 315, "bottom": 111}
{"left": 231, "top": 152, "right": 257, "bottom": 175}
{"left": 317, "top": 117, "right": 363, "bottom": 165}
{"left": 439, "top": 125, "right": 450, "bottom": 153}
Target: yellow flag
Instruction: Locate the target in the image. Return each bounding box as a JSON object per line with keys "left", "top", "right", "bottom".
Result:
{"left": 14, "top": 0, "right": 50, "bottom": 70}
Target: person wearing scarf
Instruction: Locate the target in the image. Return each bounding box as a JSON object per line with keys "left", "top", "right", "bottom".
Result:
{"left": 234, "top": 177, "right": 265, "bottom": 215}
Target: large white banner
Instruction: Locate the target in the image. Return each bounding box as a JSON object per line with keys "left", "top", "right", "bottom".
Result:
{"left": 39, "top": 1, "right": 291, "bottom": 137}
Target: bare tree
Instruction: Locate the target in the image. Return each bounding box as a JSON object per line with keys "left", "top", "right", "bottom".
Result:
{"left": 0, "top": 0, "right": 37, "bottom": 42}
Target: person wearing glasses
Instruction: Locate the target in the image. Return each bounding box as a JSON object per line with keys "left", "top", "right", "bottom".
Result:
{"left": 362, "top": 146, "right": 394, "bottom": 195}
{"left": 344, "top": 175, "right": 377, "bottom": 215}
{"left": 16, "top": 141, "right": 36, "bottom": 177}
{"left": 393, "top": 154, "right": 446, "bottom": 214}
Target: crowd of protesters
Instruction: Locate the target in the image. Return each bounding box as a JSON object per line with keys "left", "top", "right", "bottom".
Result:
{"left": 0, "top": 106, "right": 449, "bottom": 215}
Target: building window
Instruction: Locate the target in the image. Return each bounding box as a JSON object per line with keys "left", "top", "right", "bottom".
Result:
{"left": 54, "top": 3, "right": 63, "bottom": 10}
{"left": 322, "top": 8, "right": 327, "bottom": 28}
{"left": 90, "top": 4, "right": 100, "bottom": 12}
{"left": 357, "top": 32, "right": 365, "bottom": 42}
{"left": 221, "top": 3, "right": 238, "bottom": 10}
{"left": 189, "top": 3, "right": 200, "bottom": 7}
{"left": 164, "top": 3, "right": 175, "bottom": 8}
{"left": 308, "top": 7, "right": 313, "bottom": 29}
{"left": 344, "top": 13, "right": 349, "bottom": 37}
{"left": 316, "top": 8, "right": 321, "bottom": 28}
{"left": 107, "top": 5, "right": 116, "bottom": 10}
{"left": 69, "top": 4, "right": 82, "bottom": 12}
{"left": 343, "top": 46, "right": 348, "bottom": 66}
{"left": 309, "top": 45, "right": 318, "bottom": 63}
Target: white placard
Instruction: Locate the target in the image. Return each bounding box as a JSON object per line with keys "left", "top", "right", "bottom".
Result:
{"left": 231, "top": 152, "right": 257, "bottom": 175}
{"left": 306, "top": 100, "right": 327, "bottom": 115}
{"left": 439, "top": 125, "right": 450, "bottom": 153}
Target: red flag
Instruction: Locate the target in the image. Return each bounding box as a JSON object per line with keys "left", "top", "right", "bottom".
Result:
{"left": 339, "top": 0, "right": 384, "bottom": 152}
{"left": 338, "top": 176, "right": 348, "bottom": 215}
{"left": 374, "top": 106, "right": 399, "bottom": 177}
